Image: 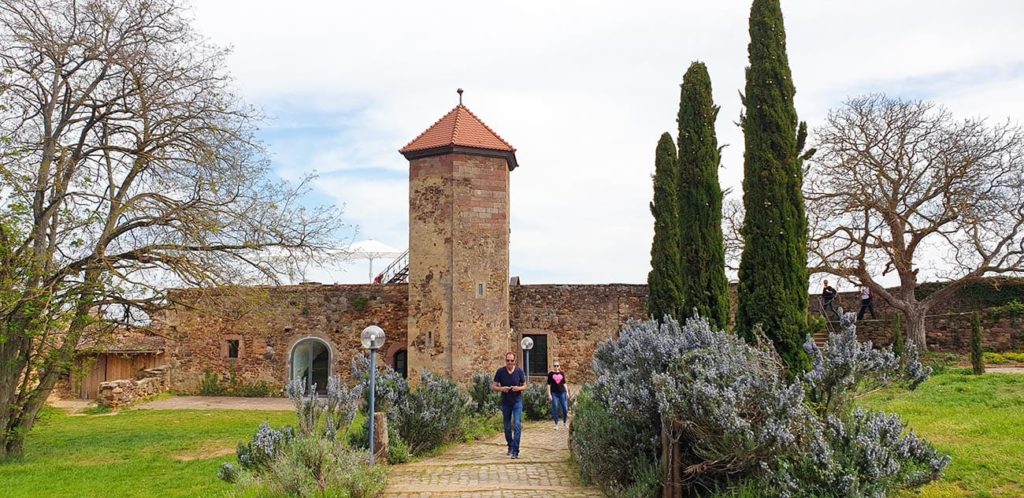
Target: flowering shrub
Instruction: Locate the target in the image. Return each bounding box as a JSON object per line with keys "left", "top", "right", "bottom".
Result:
{"left": 803, "top": 313, "right": 930, "bottom": 417}
{"left": 391, "top": 370, "right": 469, "bottom": 454}
{"left": 571, "top": 318, "right": 697, "bottom": 494}
{"left": 232, "top": 436, "right": 385, "bottom": 497}
{"left": 522, "top": 383, "right": 551, "bottom": 421}
{"left": 572, "top": 314, "right": 949, "bottom": 497}
{"left": 675, "top": 314, "right": 945, "bottom": 495}
{"left": 219, "top": 375, "right": 384, "bottom": 496}
{"left": 285, "top": 376, "right": 362, "bottom": 440}
{"left": 469, "top": 372, "right": 499, "bottom": 415}
{"left": 351, "top": 353, "right": 409, "bottom": 414}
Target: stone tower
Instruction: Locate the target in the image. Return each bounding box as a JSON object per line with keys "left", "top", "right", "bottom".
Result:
{"left": 400, "top": 103, "right": 518, "bottom": 384}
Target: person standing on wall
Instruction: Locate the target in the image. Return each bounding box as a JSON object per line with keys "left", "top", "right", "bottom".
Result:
{"left": 857, "top": 283, "right": 877, "bottom": 320}
{"left": 821, "top": 280, "right": 841, "bottom": 321}
{"left": 547, "top": 360, "right": 569, "bottom": 429}
{"left": 493, "top": 352, "right": 526, "bottom": 459}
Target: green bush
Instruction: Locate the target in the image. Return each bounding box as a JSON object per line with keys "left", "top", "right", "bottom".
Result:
{"left": 346, "top": 413, "right": 411, "bottom": 465}
{"left": 983, "top": 352, "right": 1024, "bottom": 364}
{"left": 200, "top": 368, "right": 279, "bottom": 397}
{"left": 522, "top": 383, "right": 551, "bottom": 421}
{"left": 221, "top": 375, "right": 375, "bottom": 496}
{"left": 570, "top": 389, "right": 655, "bottom": 494}
{"left": 469, "top": 373, "right": 499, "bottom": 415}
{"left": 200, "top": 368, "right": 225, "bottom": 396}
{"left": 392, "top": 371, "right": 468, "bottom": 455}
{"left": 230, "top": 436, "right": 386, "bottom": 497}
{"left": 807, "top": 313, "right": 826, "bottom": 335}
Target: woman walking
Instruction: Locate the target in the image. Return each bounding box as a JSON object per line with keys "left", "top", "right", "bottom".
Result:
{"left": 547, "top": 361, "right": 569, "bottom": 429}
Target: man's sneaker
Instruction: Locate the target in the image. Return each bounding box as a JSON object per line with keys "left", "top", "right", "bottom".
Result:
{"left": 506, "top": 447, "right": 512, "bottom": 456}
{"left": 554, "top": 424, "right": 559, "bottom": 430}
{"left": 511, "top": 453, "right": 519, "bottom": 459}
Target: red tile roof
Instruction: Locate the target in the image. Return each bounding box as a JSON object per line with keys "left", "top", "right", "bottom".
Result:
{"left": 400, "top": 105, "right": 516, "bottom": 154}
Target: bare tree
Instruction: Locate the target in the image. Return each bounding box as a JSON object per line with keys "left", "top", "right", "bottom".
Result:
{"left": 806, "top": 94, "right": 1024, "bottom": 349}
{"left": 0, "top": 0, "right": 344, "bottom": 457}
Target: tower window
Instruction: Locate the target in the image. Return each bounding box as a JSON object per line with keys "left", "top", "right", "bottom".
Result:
{"left": 226, "top": 339, "right": 240, "bottom": 359}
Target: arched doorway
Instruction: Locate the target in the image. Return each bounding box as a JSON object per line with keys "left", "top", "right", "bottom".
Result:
{"left": 392, "top": 349, "right": 408, "bottom": 379}
{"left": 291, "top": 338, "right": 331, "bottom": 394}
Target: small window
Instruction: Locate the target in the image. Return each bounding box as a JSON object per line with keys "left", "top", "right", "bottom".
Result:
{"left": 227, "top": 339, "right": 240, "bottom": 359}
{"left": 522, "top": 334, "right": 548, "bottom": 377}
{"left": 476, "top": 282, "right": 485, "bottom": 297}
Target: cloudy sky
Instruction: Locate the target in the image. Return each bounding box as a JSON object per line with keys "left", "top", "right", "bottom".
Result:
{"left": 191, "top": 0, "right": 1024, "bottom": 286}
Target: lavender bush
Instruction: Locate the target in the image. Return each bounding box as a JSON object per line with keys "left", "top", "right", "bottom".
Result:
{"left": 669, "top": 314, "right": 946, "bottom": 495}
{"left": 351, "top": 353, "right": 409, "bottom": 414}
{"left": 219, "top": 375, "right": 381, "bottom": 496}
{"left": 391, "top": 370, "right": 469, "bottom": 454}
{"left": 285, "top": 376, "right": 362, "bottom": 440}
{"left": 573, "top": 314, "right": 949, "bottom": 497}
{"left": 571, "top": 318, "right": 697, "bottom": 494}
{"left": 523, "top": 383, "right": 552, "bottom": 421}
{"left": 469, "top": 372, "right": 500, "bottom": 415}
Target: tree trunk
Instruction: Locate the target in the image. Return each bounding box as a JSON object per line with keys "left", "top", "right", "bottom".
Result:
{"left": 905, "top": 308, "right": 928, "bottom": 351}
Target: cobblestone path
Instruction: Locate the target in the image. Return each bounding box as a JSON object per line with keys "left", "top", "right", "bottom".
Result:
{"left": 382, "top": 421, "right": 604, "bottom": 497}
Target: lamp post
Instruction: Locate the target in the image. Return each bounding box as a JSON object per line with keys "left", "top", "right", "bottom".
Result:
{"left": 520, "top": 336, "right": 534, "bottom": 380}
{"left": 361, "top": 325, "right": 386, "bottom": 465}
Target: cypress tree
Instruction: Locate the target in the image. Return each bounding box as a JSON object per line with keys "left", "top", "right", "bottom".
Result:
{"left": 736, "top": 0, "right": 811, "bottom": 371}
{"left": 677, "top": 62, "right": 730, "bottom": 330}
{"left": 648, "top": 133, "right": 683, "bottom": 321}
{"left": 971, "top": 312, "right": 985, "bottom": 375}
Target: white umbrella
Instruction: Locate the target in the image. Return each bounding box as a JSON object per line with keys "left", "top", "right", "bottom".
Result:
{"left": 345, "top": 239, "right": 404, "bottom": 282}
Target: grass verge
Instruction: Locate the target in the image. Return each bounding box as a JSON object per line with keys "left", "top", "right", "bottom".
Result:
{"left": 860, "top": 371, "right": 1024, "bottom": 497}
{"left": 0, "top": 407, "right": 294, "bottom": 497}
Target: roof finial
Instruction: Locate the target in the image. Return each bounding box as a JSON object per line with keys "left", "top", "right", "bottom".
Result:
{"left": 457, "top": 88, "right": 463, "bottom": 105}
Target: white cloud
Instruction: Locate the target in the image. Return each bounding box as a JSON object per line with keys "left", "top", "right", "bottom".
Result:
{"left": 192, "top": 0, "right": 1024, "bottom": 285}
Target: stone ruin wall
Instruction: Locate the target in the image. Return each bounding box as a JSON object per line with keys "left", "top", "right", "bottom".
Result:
{"left": 156, "top": 279, "right": 1023, "bottom": 393}
{"left": 510, "top": 284, "right": 648, "bottom": 382}
{"left": 158, "top": 283, "right": 409, "bottom": 394}
{"left": 849, "top": 313, "right": 1024, "bottom": 353}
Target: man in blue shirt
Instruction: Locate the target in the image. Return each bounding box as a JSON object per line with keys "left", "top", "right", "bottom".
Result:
{"left": 492, "top": 352, "right": 526, "bottom": 459}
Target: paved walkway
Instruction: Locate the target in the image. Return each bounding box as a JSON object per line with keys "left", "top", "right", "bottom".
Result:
{"left": 382, "top": 421, "right": 604, "bottom": 498}
{"left": 136, "top": 396, "right": 292, "bottom": 411}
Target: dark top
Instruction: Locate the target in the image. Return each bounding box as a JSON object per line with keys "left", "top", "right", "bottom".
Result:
{"left": 822, "top": 285, "right": 837, "bottom": 302}
{"left": 547, "top": 371, "right": 567, "bottom": 394}
{"left": 493, "top": 366, "right": 526, "bottom": 406}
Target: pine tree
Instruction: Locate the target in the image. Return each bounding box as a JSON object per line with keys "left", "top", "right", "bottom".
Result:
{"left": 648, "top": 133, "right": 683, "bottom": 321}
{"left": 736, "top": 0, "right": 812, "bottom": 371}
{"left": 676, "top": 62, "right": 730, "bottom": 330}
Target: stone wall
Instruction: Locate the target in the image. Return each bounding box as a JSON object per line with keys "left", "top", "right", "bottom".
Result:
{"left": 510, "top": 284, "right": 647, "bottom": 383}
{"left": 813, "top": 278, "right": 1024, "bottom": 319}
{"left": 97, "top": 366, "right": 168, "bottom": 408}
{"left": 155, "top": 278, "right": 1023, "bottom": 395}
{"left": 159, "top": 283, "right": 409, "bottom": 394}
{"left": 848, "top": 312, "right": 1024, "bottom": 353}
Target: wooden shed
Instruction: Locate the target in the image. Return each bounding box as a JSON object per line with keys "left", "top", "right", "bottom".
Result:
{"left": 72, "top": 329, "right": 166, "bottom": 399}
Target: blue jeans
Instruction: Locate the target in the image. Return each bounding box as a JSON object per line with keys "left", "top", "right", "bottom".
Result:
{"left": 551, "top": 391, "right": 568, "bottom": 424}
{"left": 501, "top": 399, "right": 523, "bottom": 455}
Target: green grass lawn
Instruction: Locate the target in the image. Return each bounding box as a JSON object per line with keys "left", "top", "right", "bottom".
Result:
{"left": 861, "top": 371, "right": 1024, "bottom": 497}
{"left": 0, "top": 407, "right": 295, "bottom": 497}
